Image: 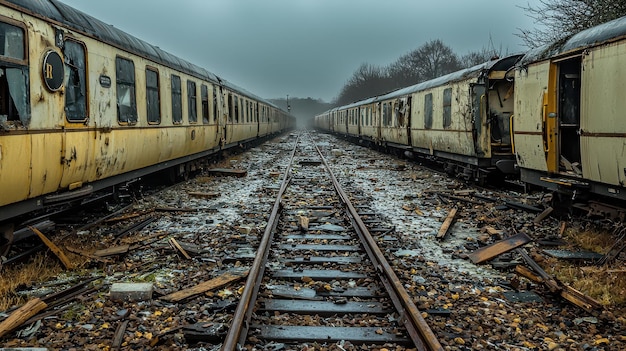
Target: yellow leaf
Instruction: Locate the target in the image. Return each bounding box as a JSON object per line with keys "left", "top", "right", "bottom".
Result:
{"left": 100, "top": 322, "right": 110, "bottom": 329}
{"left": 595, "top": 338, "right": 609, "bottom": 345}
{"left": 154, "top": 310, "right": 162, "bottom": 317}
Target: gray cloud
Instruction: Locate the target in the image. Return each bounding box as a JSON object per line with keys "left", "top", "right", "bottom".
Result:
{"left": 59, "top": 0, "right": 541, "bottom": 101}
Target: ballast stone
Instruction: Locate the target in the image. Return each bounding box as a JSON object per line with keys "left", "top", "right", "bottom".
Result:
{"left": 110, "top": 283, "right": 153, "bottom": 302}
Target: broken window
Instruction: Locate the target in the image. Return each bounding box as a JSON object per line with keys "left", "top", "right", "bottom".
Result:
{"left": 187, "top": 80, "right": 197, "bottom": 123}
{"left": 424, "top": 93, "right": 433, "bottom": 129}
{"left": 443, "top": 88, "right": 452, "bottom": 128}
{"left": 382, "top": 102, "right": 391, "bottom": 127}
{"left": 146, "top": 68, "right": 160, "bottom": 124}
{"left": 201, "top": 84, "right": 209, "bottom": 124}
{"left": 213, "top": 85, "right": 218, "bottom": 123}
{"left": 0, "top": 21, "right": 29, "bottom": 126}
{"left": 63, "top": 40, "right": 87, "bottom": 122}
{"left": 115, "top": 57, "right": 137, "bottom": 124}
{"left": 233, "top": 95, "right": 239, "bottom": 123}
{"left": 171, "top": 74, "right": 182, "bottom": 124}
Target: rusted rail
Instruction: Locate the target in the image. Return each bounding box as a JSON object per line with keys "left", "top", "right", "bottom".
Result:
{"left": 222, "top": 132, "right": 443, "bottom": 350}
{"left": 313, "top": 139, "right": 443, "bottom": 351}
{"left": 221, "top": 134, "right": 300, "bottom": 350}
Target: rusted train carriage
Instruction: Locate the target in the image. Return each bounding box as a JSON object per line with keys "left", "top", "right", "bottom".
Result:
{"left": 317, "top": 55, "right": 522, "bottom": 183}
{"left": 513, "top": 15, "right": 626, "bottom": 215}
{"left": 0, "top": 0, "right": 293, "bottom": 224}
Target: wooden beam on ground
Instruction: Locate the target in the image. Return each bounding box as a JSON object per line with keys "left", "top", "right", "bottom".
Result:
{"left": 169, "top": 238, "right": 191, "bottom": 259}
{"left": 468, "top": 232, "right": 532, "bottom": 264}
{"left": 533, "top": 207, "right": 554, "bottom": 223}
{"left": 206, "top": 168, "right": 247, "bottom": 177}
{"left": 66, "top": 246, "right": 114, "bottom": 263}
{"left": 111, "top": 320, "right": 129, "bottom": 350}
{"left": 187, "top": 191, "right": 220, "bottom": 199}
{"left": 93, "top": 245, "right": 130, "bottom": 257}
{"left": 160, "top": 269, "right": 249, "bottom": 302}
{"left": 0, "top": 298, "right": 47, "bottom": 338}
{"left": 299, "top": 216, "right": 309, "bottom": 232}
{"left": 29, "top": 226, "right": 73, "bottom": 270}
{"left": 436, "top": 207, "right": 458, "bottom": 240}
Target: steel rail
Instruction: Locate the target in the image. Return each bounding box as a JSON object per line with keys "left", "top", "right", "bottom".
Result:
{"left": 311, "top": 136, "right": 444, "bottom": 351}
{"left": 221, "top": 134, "right": 301, "bottom": 351}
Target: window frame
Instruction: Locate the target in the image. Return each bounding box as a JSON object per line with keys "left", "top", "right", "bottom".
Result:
{"left": 145, "top": 66, "right": 160, "bottom": 125}
{"left": 201, "top": 84, "right": 209, "bottom": 124}
{"left": 424, "top": 93, "right": 433, "bottom": 129}
{"left": 63, "top": 38, "right": 88, "bottom": 123}
{"left": 443, "top": 88, "right": 452, "bottom": 128}
{"left": 187, "top": 79, "right": 197, "bottom": 124}
{"left": 171, "top": 74, "right": 182, "bottom": 124}
{"left": 115, "top": 56, "right": 137, "bottom": 125}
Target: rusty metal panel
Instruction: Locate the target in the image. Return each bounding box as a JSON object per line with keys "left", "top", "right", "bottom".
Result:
{"left": 513, "top": 61, "right": 551, "bottom": 171}
{"left": 580, "top": 42, "right": 626, "bottom": 186}
{"left": 410, "top": 83, "right": 478, "bottom": 157}
{"left": 0, "top": 135, "right": 32, "bottom": 207}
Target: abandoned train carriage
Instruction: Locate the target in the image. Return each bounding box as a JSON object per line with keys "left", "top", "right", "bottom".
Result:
{"left": 513, "top": 15, "right": 626, "bottom": 211}
{"left": 0, "top": 0, "right": 293, "bottom": 223}
{"left": 316, "top": 54, "right": 522, "bottom": 182}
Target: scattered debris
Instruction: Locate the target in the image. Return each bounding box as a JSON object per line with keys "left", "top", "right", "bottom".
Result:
{"left": 29, "top": 226, "right": 73, "bottom": 270}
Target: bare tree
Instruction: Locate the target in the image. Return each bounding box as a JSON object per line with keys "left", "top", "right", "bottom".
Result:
{"left": 388, "top": 39, "right": 461, "bottom": 86}
{"left": 335, "top": 63, "right": 393, "bottom": 106}
{"left": 518, "top": 0, "right": 626, "bottom": 48}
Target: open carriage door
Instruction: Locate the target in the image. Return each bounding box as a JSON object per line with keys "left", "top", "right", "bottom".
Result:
{"left": 541, "top": 63, "right": 560, "bottom": 173}
{"left": 556, "top": 56, "right": 582, "bottom": 175}
{"left": 471, "top": 84, "right": 486, "bottom": 157}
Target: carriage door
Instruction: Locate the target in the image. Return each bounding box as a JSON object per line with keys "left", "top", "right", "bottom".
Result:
{"left": 471, "top": 84, "right": 487, "bottom": 156}
{"left": 557, "top": 56, "right": 582, "bottom": 175}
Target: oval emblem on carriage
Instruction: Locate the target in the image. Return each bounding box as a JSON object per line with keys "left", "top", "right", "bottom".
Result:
{"left": 42, "top": 50, "right": 64, "bottom": 91}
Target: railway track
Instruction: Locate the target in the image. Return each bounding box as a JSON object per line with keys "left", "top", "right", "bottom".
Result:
{"left": 222, "top": 132, "right": 443, "bottom": 350}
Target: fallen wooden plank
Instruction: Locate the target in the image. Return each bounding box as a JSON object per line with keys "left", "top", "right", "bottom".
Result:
{"left": 436, "top": 207, "right": 457, "bottom": 240}
{"left": 187, "top": 191, "right": 220, "bottom": 198}
{"left": 160, "top": 269, "right": 249, "bottom": 302}
{"left": 29, "top": 226, "right": 73, "bottom": 270}
{"left": 514, "top": 265, "right": 543, "bottom": 283}
{"left": 206, "top": 168, "right": 247, "bottom": 177}
{"left": 533, "top": 207, "right": 554, "bottom": 223}
{"left": 112, "top": 319, "right": 129, "bottom": 350}
{"left": 169, "top": 238, "right": 191, "bottom": 259}
{"left": 468, "top": 232, "right": 532, "bottom": 264}
{"left": 93, "top": 245, "right": 130, "bottom": 257}
{"left": 0, "top": 298, "right": 47, "bottom": 338}
{"left": 298, "top": 216, "right": 309, "bottom": 231}
{"left": 66, "top": 246, "right": 114, "bottom": 263}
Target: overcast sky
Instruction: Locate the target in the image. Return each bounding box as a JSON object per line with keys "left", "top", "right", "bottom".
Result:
{"left": 59, "top": 0, "right": 542, "bottom": 102}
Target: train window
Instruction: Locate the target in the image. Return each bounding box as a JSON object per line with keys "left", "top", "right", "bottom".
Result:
{"left": 213, "top": 85, "right": 218, "bottom": 123}
{"left": 234, "top": 96, "right": 239, "bottom": 123}
{"left": 63, "top": 40, "right": 87, "bottom": 122}
{"left": 201, "top": 84, "right": 209, "bottom": 124}
{"left": 145, "top": 68, "right": 160, "bottom": 124}
{"left": 245, "top": 100, "right": 249, "bottom": 123}
{"left": 227, "top": 94, "right": 233, "bottom": 122}
{"left": 0, "top": 21, "right": 28, "bottom": 125}
{"left": 115, "top": 57, "right": 137, "bottom": 125}
{"left": 187, "top": 80, "right": 197, "bottom": 123}
{"left": 171, "top": 75, "right": 182, "bottom": 124}
{"left": 424, "top": 93, "right": 433, "bottom": 129}
{"left": 443, "top": 88, "right": 452, "bottom": 128}
{"left": 382, "top": 103, "right": 391, "bottom": 126}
